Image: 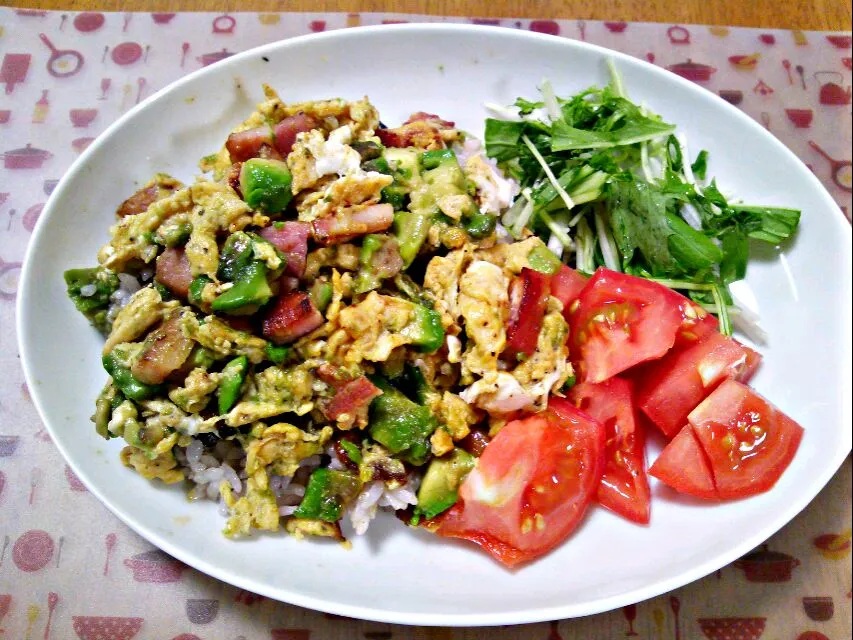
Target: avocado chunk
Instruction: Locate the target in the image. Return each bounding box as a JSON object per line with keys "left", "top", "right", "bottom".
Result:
{"left": 239, "top": 158, "right": 293, "bottom": 213}
{"left": 367, "top": 376, "right": 438, "bottom": 466}
{"left": 416, "top": 448, "right": 476, "bottom": 519}
{"left": 102, "top": 350, "right": 164, "bottom": 401}
{"left": 210, "top": 260, "right": 272, "bottom": 314}
{"left": 402, "top": 302, "right": 444, "bottom": 353}
{"left": 217, "top": 355, "right": 248, "bottom": 414}
{"left": 64, "top": 267, "right": 120, "bottom": 333}
{"left": 153, "top": 219, "right": 192, "bottom": 248}
{"left": 293, "top": 468, "right": 362, "bottom": 522}
{"left": 217, "top": 232, "right": 254, "bottom": 282}
{"left": 353, "top": 234, "right": 404, "bottom": 294}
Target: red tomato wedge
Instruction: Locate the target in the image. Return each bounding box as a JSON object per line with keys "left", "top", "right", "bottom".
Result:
{"left": 568, "top": 378, "right": 651, "bottom": 524}
{"left": 635, "top": 332, "right": 762, "bottom": 438}
{"left": 550, "top": 264, "right": 588, "bottom": 320}
{"left": 688, "top": 380, "right": 804, "bottom": 499}
{"left": 504, "top": 268, "right": 552, "bottom": 361}
{"left": 567, "top": 268, "right": 690, "bottom": 383}
{"left": 437, "top": 397, "right": 604, "bottom": 567}
{"left": 649, "top": 424, "right": 718, "bottom": 499}
{"left": 674, "top": 302, "right": 719, "bottom": 347}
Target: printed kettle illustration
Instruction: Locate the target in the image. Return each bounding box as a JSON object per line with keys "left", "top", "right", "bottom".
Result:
{"left": 815, "top": 72, "right": 851, "bottom": 105}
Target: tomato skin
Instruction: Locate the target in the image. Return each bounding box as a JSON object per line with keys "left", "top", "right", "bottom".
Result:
{"left": 568, "top": 268, "right": 689, "bottom": 384}
{"left": 635, "top": 332, "right": 762, "bottom": 438}
{"left": 674, "top": 302, "right": 718, "bottom": 347}
{"left": 649, "top": 424, "right": 718, "bottom": 499}
{"left": 568, "top": 378, "right": 651, "bottom": 524}
{"left": 550, "top": 265, "right": 588, "bottom": 320}
{"left": 688, "top": 380, "right": 803, "bottom": 499}
{"left": 436, "top": 399, "right": 604, "bottom": 567}
{"left": 504, "top": 268, "right": 552, "bottom": 360}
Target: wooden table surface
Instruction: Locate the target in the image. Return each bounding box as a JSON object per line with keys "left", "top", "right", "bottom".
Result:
{"left": 6, "top": 0, "right": 852, "bottom": 31}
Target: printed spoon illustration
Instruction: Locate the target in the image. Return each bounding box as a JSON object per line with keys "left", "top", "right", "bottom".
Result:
{"left": 43, "top": 592, "right": 57, "bottom": 640}
{"left": 59, "top": 14, "right": 67, "bottom": 31}
{"left": 0, "top": 535, "right": 9, "bottom": 567}
{"left": 103, "top": 532, "right": 117, "bottom": 575}
{"left": 796, "top": 64, "right": 807, "bottom": 89}
{"left": 180, "top": 42, "right": 190, "bottom": 68}
{"left": 54, "top": 536, "right": 64, "bottom": 567}
{"left": 101, "top": 46, "right": 109, "bottom": 63}
{"left": 136, "top": 77, "right": 146, "bottom": 104}
{"left": 782, "top": 59, "right": 793, "bottom": 84}
{"left": 670, "top": 596, "right": 681, "bottom": 640}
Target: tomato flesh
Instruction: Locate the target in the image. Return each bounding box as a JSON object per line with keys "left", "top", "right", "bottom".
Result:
{"left": 688, "top": 379, "right": 803, "bottom": 499}
{"left": 649, "top": 424, "right": 718, "bottom": 499}
{"left": 568, "top": 268, "right": 689, "bottom": 383}
{"left": 569, "top": 378, "right": 650, "bottom": 524}
{"left": 437, "top": 398, "right": 604, "bottom": 567}
{"left": 635, "top": 331, "right": 762, "bottom": 437}
{"left": 550, "top": 264, "right": 588, "bottom": 321}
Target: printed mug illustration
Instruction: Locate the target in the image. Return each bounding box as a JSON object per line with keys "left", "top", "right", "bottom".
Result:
{"left": 71, "top": 616, "right": 144, "bottom": 640}
{"left": 185, "top": 598, "right": 219, "bottom": 624}
{"left": 802, "top": 596, "right": 834, "bottom": 621}
{"left": 697, "top": 617, "right": 766, "bottom": 640}
{"left": 124, "top": 549, "right": 188, "bottom": 583}
{"left": 667, "top": 60, "right": 717, "bottom": 82}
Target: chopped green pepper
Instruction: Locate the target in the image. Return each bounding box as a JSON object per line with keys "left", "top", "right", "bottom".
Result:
{"left": 339, "top": 440, "right": 363, "bottom": 464}
{"left": 217, "top": 355, "right": 248, "bottom": 414}
{"left": 264, "top": 343, "right": 291, "bottom": 365}
{"left": 92, "top": 380, "right": 121, "bottom": 439}
{"left": 188, "top": 275, "right": 212, "bottom": 305}
{"left": 187, "top": 345, "right": 217, "bottom": 370}
{"left": 239, "top": 158, "right": 293, "bottom": 213}
{"left": 308, "top": 280, "right": 333, "bottom": 313}
{"left": 380, "top": 184, "right": 408, "bottom": 211}
{"left": 394, "top": 210, "right": 433, "bottom": 268}
{"left": 64, "top": 267, "right": 120, "bottom": 333}
{"left": 362, "top": 156, "right": 392, "bottom": 174}
{"left": 351, "top": 140, "right": 383, "bottom": 161}
{"left": 421, "top": 148, "right": 457, "bottom": 170}
{"left": 464, "top": 212, "right": 497, "bottom": 239}
{"left": 211, "top": 261, "right": 272, "bottom": 314}
{"left": 293, "top": 468, "right": 362, "bottom": 522}
{"left": 153, "top": 219, "right": 192, "bottom": 248}
{"left": 368, "top": 376, "right": 438, "bottom": 466}
{"left": 402, "top": 302, "right": 445, "bottom": 353}
{"left": 353, "top": 234, "right": 403, "bottom": 294}
{"left": 102, "top": 352, "right": 164, "bottom": 401}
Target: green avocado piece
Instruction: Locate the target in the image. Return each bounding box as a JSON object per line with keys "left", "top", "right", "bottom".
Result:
{"left": 403, "top": 302, "right": 445, "bottom": 354}
{"left": 239, "top": 158, "right": 293, "bottom": 213}
{"left": 64, "top": 267, "right": 120, "bottom": 333}
{"left": 416, "top": 448, "right": 476, "bottom": 519}
{"left": 367, "top": 376, "right": 438, "bottom": 466}
{"left": 293, "top": 468, "right": 362, "bottom": 522}
{"left": 210, "top": 260, "right": 272, "bottom": 314}
{"left": 217, "top": 355, "right": 248, "bottom": 414}
{"left": 102, "top": 352, "right": 163, "bottom": 401}
{"left": 217, "top": 232, "right": 254, "bottom": 282}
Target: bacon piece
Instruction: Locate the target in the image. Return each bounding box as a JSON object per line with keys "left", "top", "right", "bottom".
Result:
{"left": 311, "top": 203, "right": 394, "bottom": 246}
{"left": 154, "top": 248, "right": 193, "bottom": 298}
{"left": 259, "top": 221, "right": 310, "bottom": 278}
{"left": 376, "top": 117, "right": 455, "bottom": 149}
{"left": 262, "top": 291, "right": 324, "bottom": 344}
{"left": 324, "top": 376, "right": 382, "bottom": 421}
{"left": 274, "top": 113, "right": 319, "bottom": 156}
{"left": 130, "top": 315, "right": 194, "bottom": 385}
{"left": 226, "top": 162, "right": 243, "bottom": 196}
{"left": 504, "top": 267, "right": 552, "bottom": 360}
{"left": 116, "top": 177, "right": 181, "bottom": 218}
{"left": 225, "top": 126, "right": 274, "bottom": 162}
{"left": 405, "top": 111, "right": 455, "bottom": 128}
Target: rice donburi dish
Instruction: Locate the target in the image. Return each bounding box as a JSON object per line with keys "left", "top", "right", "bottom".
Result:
{"left": 64, "top": 80, "right": 804, "bottom": 568}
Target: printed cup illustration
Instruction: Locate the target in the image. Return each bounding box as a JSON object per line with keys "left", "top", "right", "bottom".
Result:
{"left": 124, "top": 549, "right": 187, "bottom": 583}
{"left": 667, "top": 60, "right": 717, "bottom": 83}
{"left": 826, "top": 34, "right": 853, "bottom": 48}
{"left": 802, "top": 596, "right": 834, "bottom": 621}
{"left": 198, "top": 49, "right": 234, "bottom": 67}
{"left": 185, "top": 599, "right": 219, "bottom": 624}
{"left": 718, "top": 90, "right": 744, "bottom": 105}
{"left": 796, "top": 633, "right": 830, "bottom": 640}
{"left": 309, "top": 20, "right": 326, "bottom": 32}
{"left": 604, "top": 22, "right": 628, "bottom": 33}
{"left": 72, "top": 616, "right": 144, "bottom": 640}
{"left": 12, "top": 530, "right": 55, "bottom": 572}
{"left": 151, "top": 13, "right": 176, "bottom": 25}
{"left": 65, "top": 465, "right": 88, "bottom": 491}
{"left": 733, "top": 545, "right": 799, "bottom": 582}
{"left": 0, "top": 435, "right": 20, "bottom": 456}
{"left": 698, "top": 618, "right": 766, "bottom": 640}
{"left": 43, "top": 179, "right": 59, "bottom": 195}
{"left": 785, "top": 109, "right": 814, "bottom": 128}
{"left": 528, "top": 20, "right": 560, "bottom": 36}
{"left": 70, "top": 108, "right": 98, "bottom": 127}
{"left": 0, "top": 110, "right": 10, "bottom": 124}
{"left": 759, "top": 33, "right": 776, "bottom": 45}
{"left": 72, "top": 137, "right": 95, "bottom": 153}
{"left": 3, "top": 144, "right": 52, "bottom": 169}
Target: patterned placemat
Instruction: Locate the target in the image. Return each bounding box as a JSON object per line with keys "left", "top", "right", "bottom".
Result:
{"left": 0, "top": 9, "right": 851, "bottom": 640}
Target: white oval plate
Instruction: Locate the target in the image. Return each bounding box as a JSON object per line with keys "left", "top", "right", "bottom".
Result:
{"left": 17, "top": 24, "right": 852, "bottom": 626}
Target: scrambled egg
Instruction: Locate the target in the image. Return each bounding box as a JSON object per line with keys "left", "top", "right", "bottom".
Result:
{"left": 98, "top": 188, "right": 194, "bottom": 270}
{"left": 120, "top": 446, "right": 184, "bottom": 484}
{"left": 182, "top": 314, "right": 268, "bottom": 363}
{"left": 222, "top": 475, "right": 279, "bottom": 536}
{"left": 168, "top": 368, "right": 221, "bottom": 413}
{"left": 423, "top": 246, "right": 470, "bottom": 331}
{"left": 297, "top": 171, "right": 392, "bottom": 222}
{"left": 103, "top": 287, "right": 179, "bottom": 354}
{"left": 458, "top": 260, "right": 509, "bottom": 377}
{"left": 225, "top": 364, "right": 315, "bottom": 426}
{"left": 335, "top": 292, "right": 427, "bottom": 363}
{"left": 185, "top": 182, "right": 251, "bottom": 278}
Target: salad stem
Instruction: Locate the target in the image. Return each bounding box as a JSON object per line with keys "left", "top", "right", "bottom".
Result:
{"left": 521, "top": 134, "right": 575, "bottom": 211}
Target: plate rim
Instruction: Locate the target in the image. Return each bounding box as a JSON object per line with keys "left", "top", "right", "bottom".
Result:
{"left": 16, "top": 22, "right": 853, "bottom": 626}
